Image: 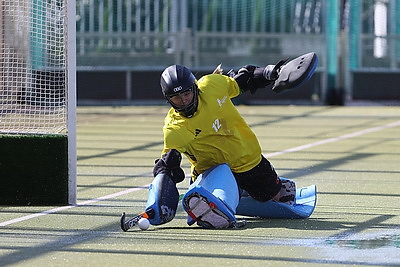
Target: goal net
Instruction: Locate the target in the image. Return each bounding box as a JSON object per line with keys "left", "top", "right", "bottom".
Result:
{"left": 0, "top": 0, "right": 76, "bottom": 205}
{"left": 0, "top": 0, "right": 69, "bottom": 134}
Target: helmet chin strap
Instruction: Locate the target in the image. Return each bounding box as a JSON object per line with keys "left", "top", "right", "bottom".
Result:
{"left": 174, "top": 100, "right": 197, "bottom": 118}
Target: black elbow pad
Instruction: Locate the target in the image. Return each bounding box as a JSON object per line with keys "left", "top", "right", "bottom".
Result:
{"left": 234, "top": 65, "right": 272, "bottom": 94}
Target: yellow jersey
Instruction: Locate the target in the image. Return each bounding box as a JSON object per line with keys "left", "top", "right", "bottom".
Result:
{"left": 162, "top": 74, "right": 262, "bottom": 178}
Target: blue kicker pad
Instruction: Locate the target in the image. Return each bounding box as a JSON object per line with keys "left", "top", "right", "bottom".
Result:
{"left": 236, "top": 184, "right": 317, "bottom": 219}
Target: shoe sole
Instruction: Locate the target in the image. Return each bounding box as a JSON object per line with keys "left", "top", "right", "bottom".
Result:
{"left": 185, "top": 193, "right": 231, "bottom": 228}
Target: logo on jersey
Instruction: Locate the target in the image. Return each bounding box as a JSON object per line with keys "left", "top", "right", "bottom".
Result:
{"left": 212, "top": 118, "right": 222, "bottom": 132}
{"left": 195, "top": 129, "right": 202, "bottom": 136}
{"left": 183, "top": 151, "right": 197, "bottom": 162}
{"left": 217, "top": 96, "right": 227, "bottom": 107}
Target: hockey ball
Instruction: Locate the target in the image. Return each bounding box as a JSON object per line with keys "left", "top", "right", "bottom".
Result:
{"left": 138, "top": 218, "right": 150, "bottom": 230}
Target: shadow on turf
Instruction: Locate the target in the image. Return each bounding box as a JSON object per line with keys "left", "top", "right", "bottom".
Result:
{"left": 144, "top": 219, "right": 340, "bottom": 232}
{"left": 2, "top": 215, "right": 397, "bottom": 266}
{"left": 133, "top": 213, "right": 398, "bottom": 236}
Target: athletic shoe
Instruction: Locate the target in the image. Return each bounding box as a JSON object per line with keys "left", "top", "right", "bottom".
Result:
{"left": 184, "top": 192, "right": 232, "bottom": 228}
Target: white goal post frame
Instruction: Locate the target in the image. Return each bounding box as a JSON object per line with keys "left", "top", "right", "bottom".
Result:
{"left": 67, "top": 0, "right": 77, "bottom": 205}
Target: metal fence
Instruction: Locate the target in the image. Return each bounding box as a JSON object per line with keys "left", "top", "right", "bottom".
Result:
{"left": 76, "top": 0, "right": 327, "bottom": 69}
{"left": 76, "top": 0, "right": 400, "bottom": 102}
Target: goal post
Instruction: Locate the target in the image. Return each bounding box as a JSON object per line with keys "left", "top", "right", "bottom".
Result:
{"left": 0, "top": 0, "right": 76, "bottom": 205}
{"left": 67, "top": 0, "right": 76, "bottom": 205}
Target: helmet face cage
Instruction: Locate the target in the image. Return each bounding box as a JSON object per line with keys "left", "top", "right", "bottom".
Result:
{"left": 161, "top": 65, "right": 199, "bottom": 118}
{"left": 166, "top": 84, "right": 199, "bottom": 118}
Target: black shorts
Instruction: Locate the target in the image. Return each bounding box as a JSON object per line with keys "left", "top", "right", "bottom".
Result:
{"left": 233, "top": 155, "right": 281, "bottom": 202}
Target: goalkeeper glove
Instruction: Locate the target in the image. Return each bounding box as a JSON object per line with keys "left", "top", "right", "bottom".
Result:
{"left": 153, "top": 149, "right": 185, "bottom": 183}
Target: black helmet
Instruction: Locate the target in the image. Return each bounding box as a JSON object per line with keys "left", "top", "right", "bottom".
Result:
{"left": 160, "top": 65, "right": 199, "bottom": 118}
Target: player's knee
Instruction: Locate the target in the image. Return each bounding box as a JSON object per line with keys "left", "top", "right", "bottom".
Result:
{"left": 182, "top": 164, "right": 240, "bottom": 228}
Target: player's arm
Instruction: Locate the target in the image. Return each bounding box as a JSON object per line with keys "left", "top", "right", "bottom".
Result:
{"left": 234, "top": 52, "right": 318, "bottom": 94}
{"left": 153, "top": 149, "right": 185, "bottom": 184}
{"left": 233, "top": 60, "right": 286, "bottom": 94}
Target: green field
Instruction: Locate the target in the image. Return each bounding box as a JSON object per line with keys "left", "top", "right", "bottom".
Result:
{"left": 1, "top": 105, "right": 399, "bottom": 266}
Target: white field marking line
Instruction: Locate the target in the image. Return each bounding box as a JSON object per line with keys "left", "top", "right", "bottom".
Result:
{"left": 264, "top": 120, "right": 400, "bottom": 158}
{"left": 1, "top": 120, "right": 399, "bottom": 227}
{"left": 0, "top": 185, "right": 149, "bottom": 227}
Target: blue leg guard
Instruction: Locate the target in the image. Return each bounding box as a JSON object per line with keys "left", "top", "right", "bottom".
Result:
{"left": 182, "top": 164, "right": 239, "bottom": 228}
{"left": 145, "top": 173, "right": 179, "bottom": 225}
{"left": 236, "top": 178, "right": 317, "bottom": 219}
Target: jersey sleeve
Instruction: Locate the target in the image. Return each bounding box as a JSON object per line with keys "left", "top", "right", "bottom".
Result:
{"left": 161, "top": 110, "right": 188, "bottom": 156}
{"left": 227, "top": 76, "right": 241, "bottom": 98}
{"left": 162, "top": 127, "right": 181, "bottom": 155}
{"left": 198, "top": 74, "right": 240, "bottom": 99}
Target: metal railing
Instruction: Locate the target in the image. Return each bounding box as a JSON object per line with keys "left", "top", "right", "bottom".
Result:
{"left": 76, "top": 0, "right": 327, "bottom": 69}
{"left": 75, "top": 0, "right": 400, "bottom": 102}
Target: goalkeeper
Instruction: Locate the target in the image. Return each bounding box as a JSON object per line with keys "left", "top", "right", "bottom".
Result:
{"left": 149, "top": 56, "right": 316, "bottom": 228}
